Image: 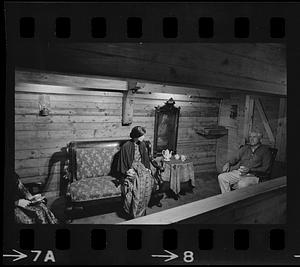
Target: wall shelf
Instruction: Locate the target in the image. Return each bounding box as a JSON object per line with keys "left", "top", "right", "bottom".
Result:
{"left": 194, "top": 126, "right": 228, "bottom": 139}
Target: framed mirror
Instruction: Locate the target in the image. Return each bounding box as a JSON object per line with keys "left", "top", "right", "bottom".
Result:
{"left": 153, "top": 98, "right": 180, "bottom": 157}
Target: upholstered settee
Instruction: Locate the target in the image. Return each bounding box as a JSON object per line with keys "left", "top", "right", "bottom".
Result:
{"left": 64, "top": 139, "right": 162, "bottom": 215}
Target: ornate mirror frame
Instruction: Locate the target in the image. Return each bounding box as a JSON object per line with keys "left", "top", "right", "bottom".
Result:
{"left": 153, "top": 98, "right": 180, "bottom": 157}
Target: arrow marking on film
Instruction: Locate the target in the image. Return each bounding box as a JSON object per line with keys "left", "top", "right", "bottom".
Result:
{"left": 3, "top": 249, "right": 28, "bottom": 262}
{"left": 151, "top": 249, "right": 178, "bottom": 262}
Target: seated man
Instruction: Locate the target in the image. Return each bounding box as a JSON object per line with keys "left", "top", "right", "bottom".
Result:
{"left": 218, "top": 130, "right": 272, "bottom": 193}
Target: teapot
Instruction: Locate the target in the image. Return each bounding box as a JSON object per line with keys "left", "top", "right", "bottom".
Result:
{"left": 162, "top": 149, "right": 172, "bottom": 161}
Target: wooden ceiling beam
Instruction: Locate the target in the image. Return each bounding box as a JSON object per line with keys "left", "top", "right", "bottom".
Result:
{"left": 15, "top": 69, "right": 128, "bottom": 91}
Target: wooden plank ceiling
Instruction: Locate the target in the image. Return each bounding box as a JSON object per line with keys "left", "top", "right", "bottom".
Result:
{"left": 15, "top": 43, "right": 286, "bottom": 95}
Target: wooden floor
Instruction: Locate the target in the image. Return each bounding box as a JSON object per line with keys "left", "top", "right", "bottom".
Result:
{"left": 68, "top": 172, "right": 221, "bottom": 224}
{"left": 48, "top": 168, "right": 286, "bottom": 224}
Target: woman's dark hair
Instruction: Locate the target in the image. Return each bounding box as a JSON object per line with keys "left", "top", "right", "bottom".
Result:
{"left": 130, "top": 126, "right": 146, "bottom": 139}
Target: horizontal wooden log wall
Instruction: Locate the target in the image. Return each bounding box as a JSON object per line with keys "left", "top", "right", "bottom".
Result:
{"left": 15, "top": 71, "right": 221, "bottom": 196}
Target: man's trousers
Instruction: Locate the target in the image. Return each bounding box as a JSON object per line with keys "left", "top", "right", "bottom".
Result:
{"left": 218, "top": 170, "right": 259, "bottom": 193}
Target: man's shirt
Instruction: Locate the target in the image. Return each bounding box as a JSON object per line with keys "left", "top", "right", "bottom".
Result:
{"left": 228, "top": 144, "right": 272, "bottom": 174}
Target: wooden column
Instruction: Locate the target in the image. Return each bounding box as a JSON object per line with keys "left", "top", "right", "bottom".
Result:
{"left": 216, "top": 99, "right": 229, "bottom": 172}
{"left": 275, "top": 98, "right": 287, "bottom": 162}
{"left": 255, "top": 98, "right": 275, "bottom": 145}
{"left": 243, "top": 95, "right": 254, "bottom": 142}
{"left": 122, "top": 81, "right": 137, "bottom": 125}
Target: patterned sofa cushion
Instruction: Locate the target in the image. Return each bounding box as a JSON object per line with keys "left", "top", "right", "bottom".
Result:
{"left": 76, "top": 146, "right": 119, "bottom": 180}
{"left": 69, "top": 176, "right": 121, "bottom": 202}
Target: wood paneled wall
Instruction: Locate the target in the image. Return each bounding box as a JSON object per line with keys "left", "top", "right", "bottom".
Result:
{"left": 15, "top": 70, "right": 220, "bottom": 196}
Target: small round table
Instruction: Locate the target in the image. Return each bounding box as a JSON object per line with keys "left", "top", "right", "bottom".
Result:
{"left": 161, "top": 158, "right": 195, "bottom": 198}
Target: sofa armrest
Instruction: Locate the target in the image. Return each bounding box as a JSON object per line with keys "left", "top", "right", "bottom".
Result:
{"left": 63, "top": 155, "right": 73, "bottom": 199}
{"left": 64, "top": 144, "right": 74, "bottom": 184}
{"left": 63, "top": 159, "right": 71, "bottom": 181}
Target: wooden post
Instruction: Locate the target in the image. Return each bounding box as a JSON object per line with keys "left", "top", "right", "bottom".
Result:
{"left": 122, "top": 81, "right": 136, "bottom": 125}
{"left": 216, "top": 99, "right": 228, "bottom": 172}
{"left": 255, "top": 98, "right": 275, "bottom": 144}
{"left": 243, "top": 95, "right": 254, "bottom": 143}
{"left": 275, "top": 98, "right": 286, "bottom": 162}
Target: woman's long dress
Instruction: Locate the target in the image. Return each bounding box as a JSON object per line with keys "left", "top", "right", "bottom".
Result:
{"left": 14, "top": 178, "right": 57, "bottom": 224}
{"left": 121, "top": 142, "right": 154, "bottom": 218}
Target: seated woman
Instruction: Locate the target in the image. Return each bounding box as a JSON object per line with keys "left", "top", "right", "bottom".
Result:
{"left": 14, "top": 173, "right": 57, "bottom": 224}
{"left": 117, "top": 126, "right": 159, "bottom": 219}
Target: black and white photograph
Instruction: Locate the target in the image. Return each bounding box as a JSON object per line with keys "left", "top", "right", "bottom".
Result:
{"left": 13, "top": 42, "right": 286, "bottom": 225}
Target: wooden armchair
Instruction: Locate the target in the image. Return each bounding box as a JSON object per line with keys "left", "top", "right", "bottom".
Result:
{"left": 17, "top": 177, "right": 48, "bottom": 204}
{"left": 253, "top": 147, "right": 278, "bottom": 182}
{"left": 24, "top": 182, "right": 44, "bottom": 195}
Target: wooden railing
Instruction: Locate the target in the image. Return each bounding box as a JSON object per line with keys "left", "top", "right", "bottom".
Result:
{"left": 119, "top": 176, "right": 286, "bottom": 224}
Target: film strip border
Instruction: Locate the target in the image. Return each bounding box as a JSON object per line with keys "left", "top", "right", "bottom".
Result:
{"left": 5, "top": 2, "right": 294, "bottom": 42}
{"left": 3, "top": 226, "right": 296, "bottom": 264}
{"left": 19, "top": 228, "right": 285, "bottom": 251}
{"left": 19, "top": 16, "right": 285, "bottom": 39}
{"left": 4, "top": 2, "right": 300, "bottom": 265}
